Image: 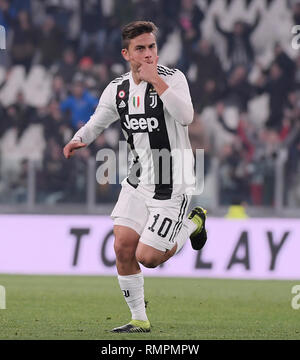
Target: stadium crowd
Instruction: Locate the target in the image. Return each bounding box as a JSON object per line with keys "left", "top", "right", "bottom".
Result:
{"left": 0, "top": 0, "right": 300, "bottom": 208}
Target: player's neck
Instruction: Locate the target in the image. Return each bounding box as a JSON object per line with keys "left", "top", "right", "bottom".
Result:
{"left": 131, "top": 70, "right": 142, "bottom": 85}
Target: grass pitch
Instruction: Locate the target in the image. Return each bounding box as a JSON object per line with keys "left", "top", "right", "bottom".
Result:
{"left": 0, "top": 275, "right": 299, "bottom": 340}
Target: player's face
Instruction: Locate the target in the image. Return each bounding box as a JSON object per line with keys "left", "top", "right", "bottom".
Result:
{"left": 122, "top": 32, "right": 158, "bottom": 73}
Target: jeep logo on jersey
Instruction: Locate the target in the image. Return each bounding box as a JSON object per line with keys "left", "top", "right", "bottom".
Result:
{"left": 124, "top": 114, "right": 159, "bottom": 133}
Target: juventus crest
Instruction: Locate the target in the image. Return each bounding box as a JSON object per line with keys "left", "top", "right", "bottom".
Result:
{"left": 149, "top": 92, "right": 157, "bottom": 109}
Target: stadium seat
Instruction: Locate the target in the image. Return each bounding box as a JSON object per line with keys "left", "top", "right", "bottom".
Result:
{"left": 0, "top": 66, "right": 26, "bottom": 107}
{"left": 22, "top": 65, "right": 53, "bottom": 107}
{"left": 0, "top": 124, "right": 45, "bottom": 180}
{"left": 226, "top": 0, "right": 247, "bottom": 24}
{"left": 159, "top": 30, "right": 182, "bottom": 66}
{"left": 18, "top": 124, "right": 46, "bottom": 164}
{"left": 248, "top": 94, "right": 270, "bottom": 128}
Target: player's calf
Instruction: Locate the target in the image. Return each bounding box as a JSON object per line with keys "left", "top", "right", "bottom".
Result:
{"left": 113, "top": 225, "right": 140, "bottom": 274}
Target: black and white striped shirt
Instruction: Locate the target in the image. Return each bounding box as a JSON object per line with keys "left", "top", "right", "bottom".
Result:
{"left": 72, "top": 65, "right": 195, "bottom": 200}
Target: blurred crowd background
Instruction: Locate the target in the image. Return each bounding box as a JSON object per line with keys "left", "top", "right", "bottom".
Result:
{"left": 0, "top": 0, "right": 300, "bottom": 214}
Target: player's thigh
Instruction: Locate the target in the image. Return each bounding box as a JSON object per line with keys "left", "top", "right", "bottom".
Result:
{"left": 111, "top": 182, "right": 148, "bottom": 236}
{"left": 139, "top": 194, "right": 190, "bottom": 253}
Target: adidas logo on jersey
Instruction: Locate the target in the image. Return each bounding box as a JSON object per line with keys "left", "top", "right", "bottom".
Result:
{"left": 119, "top": 100, "right": 126, "bottom": 108}
{"left": 124, "top": 114, "right": 159, "bottom": 133}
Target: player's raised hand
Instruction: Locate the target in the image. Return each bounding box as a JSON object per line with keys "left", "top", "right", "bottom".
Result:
{"left": 63, "top": 140, "right": 87, "bottom": 159}
{"left": 137, "top": 56, "right": 159, "bottom": 83}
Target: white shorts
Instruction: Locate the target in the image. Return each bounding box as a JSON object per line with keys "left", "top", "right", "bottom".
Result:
{"left": 111, "top": 182, "right": 190, "bottom": 252}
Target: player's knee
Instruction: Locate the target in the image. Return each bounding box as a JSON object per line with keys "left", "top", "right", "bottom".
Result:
{"left": 136, "top": 253, "right": 159, "bottom": 268}
{"left": 114, "top": 237, "right": 135, "bottom": 263}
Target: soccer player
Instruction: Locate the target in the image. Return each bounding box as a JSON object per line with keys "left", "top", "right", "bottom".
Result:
{"left": 63, "top": 21, "right": 207, "bottom": 333}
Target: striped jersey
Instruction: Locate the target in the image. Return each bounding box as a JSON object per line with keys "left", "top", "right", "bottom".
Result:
{"left": 72, "top": 64, "right": 196, "bottom": 200}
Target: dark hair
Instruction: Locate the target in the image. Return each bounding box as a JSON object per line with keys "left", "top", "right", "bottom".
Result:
{"left": 122, "top": 21, "right": 158, "bottom": 49}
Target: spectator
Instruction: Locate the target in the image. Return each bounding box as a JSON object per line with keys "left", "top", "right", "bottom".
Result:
{"left": 60, "top": 80, "right": 98, "bottom": 130}
{"left": 94, "top": 132, "right": 121, "bottom": 203}
{"left": 7, "top": 92, "right": 36, "bottom": 139}
{"left": 191, "top": 38, "right": 225, "bottom": 112}
{"left": 219, "top": 141, "right": 250, "bottom": 205}
{"left": 156, "top": 0, "right": 181, "bottom": 48}
{"left": 214, "top": 11, "right": 261, "bottom": 71}
{"left": 43, "top": 0, "right": 75, "bottom": 35}
{"left": 79, "top": 0, "right": 105, "bottom": 58}
{"left": 293, "top": 55, "right": 300, "bottom": 90}
{"left": 68, "top": 146, "right": 90, "bottom": 203}
{"left": 93, "top": 63, "right": 111, "bottom": 93}
{"left": 10, "top": 10, "right": 37, "bottom": 71}
{"left": 177, "top": 0, "right": 204, "bottom": 72}
{"left": 9, "top": 158, "right": 29, "bottom": 203}
{"left": 73, "top": 56, "right": 102, "bottom": 97}
{"left": 273, "top": 42, "right": 295, "bottom": 89}
{"left": 221, "top": 65, "right": 255, "bottom": 111}
{"left": 0, "top": 0, "right": 14, "bottom": 30}
{"left": 291, "top": 0, "right": 300, "bottom": 25}
{"left": 38, "top": 138, "right": 73, "bottom": 204}
{"left": 102, "top": 15, "right": 122, "bottom": 64}
{"left": 256, "top": 62, "right": 291, "bottom": 131}
{"left": 43, "top": 100, "right": 72, "bottom": 146}
{"left": 261, "top": 129, "right": 280, "bottom": 206}
{"left": 10, "top": 0, "right": 31, "bottom": 14}
{"left": 0, "top": 103, "right": 9, "bottom": 137}
{"left": 284, "top": 120, "right": 300, "bottom": 205}
{"left": 134, "top": 0, "right": 160, "bottom": 24}
{"left": 55, "top": 47, "right": 77, "bottom": 84}
{"left": 51, "top": 75, "right": 68, "bottom": 102}
{"left": 114, "top": 0, "right": 135, "bottom": 27}
{"left": 37, "top": 15, "right": 64, "bottom": 68}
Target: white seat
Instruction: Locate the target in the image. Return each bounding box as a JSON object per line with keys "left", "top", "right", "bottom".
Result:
{"left": 0, "top": 66, "right": 26, "bottom": 107}
{"left": 207, "top": 0, "right": 227, "bottom": 21}
{"left": 248, "top": 94, "right": 270, "bottom": 128}
{"left": 19, "top": 124, "right": 45, "bottom": 160}
{"left": 0, "top": 124, "right": 45, "bottom": 180}
{"left": 227, "top": 0, "right": 247, "bottom": 24}
{"left": 159, "top": 30, "right": 182, "bottom": 66}
{"left": 22, "top": 65, "right": 53, "bottom": 107}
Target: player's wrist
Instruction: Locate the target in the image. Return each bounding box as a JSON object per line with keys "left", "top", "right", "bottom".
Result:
{"left": 150, "top": 74, "right": 162, "bottom": 87}
{"left": 151, "top": 75, "right": 168, "bottom": 96}
{"left": 71, "top": 137, "right": 83, "bottom": 143}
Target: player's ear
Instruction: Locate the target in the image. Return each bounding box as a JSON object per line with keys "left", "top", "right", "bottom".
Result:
{"left": 121, "top": 48, "right": 130, "bottom": 62}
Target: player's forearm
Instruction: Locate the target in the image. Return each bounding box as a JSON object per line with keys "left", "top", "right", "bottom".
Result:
{"left": 72, "top": 119, "right": 104, "bottom": 145}
{"left": 159, "top": 87, "right": 194, "bottom": 126}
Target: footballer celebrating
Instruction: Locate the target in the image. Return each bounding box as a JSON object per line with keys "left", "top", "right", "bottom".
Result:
{"left": 63, "top": 21, "right": 207, "bottom": 333}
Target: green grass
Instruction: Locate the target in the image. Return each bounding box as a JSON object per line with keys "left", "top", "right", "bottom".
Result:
{"left": 0, "top": 275, "right": 299, "bottom": 340}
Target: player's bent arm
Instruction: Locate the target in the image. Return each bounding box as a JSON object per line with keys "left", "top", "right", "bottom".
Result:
{"left": 71, "top": 82, "right": 119, "bottom": 145}
{"left": 158, "top": 71, "right": 194, "bottom": 126}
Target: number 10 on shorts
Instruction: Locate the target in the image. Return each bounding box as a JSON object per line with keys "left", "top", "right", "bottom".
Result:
{"left": 148, "top": 214, "right": 173, "bottom": 239}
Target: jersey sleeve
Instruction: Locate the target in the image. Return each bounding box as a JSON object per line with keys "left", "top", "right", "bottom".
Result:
{"left": 72, "top": 82, "right": 119, "bottom": 145}
{"left": 159, "top": 70, "right": 194, "bottom": 126}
